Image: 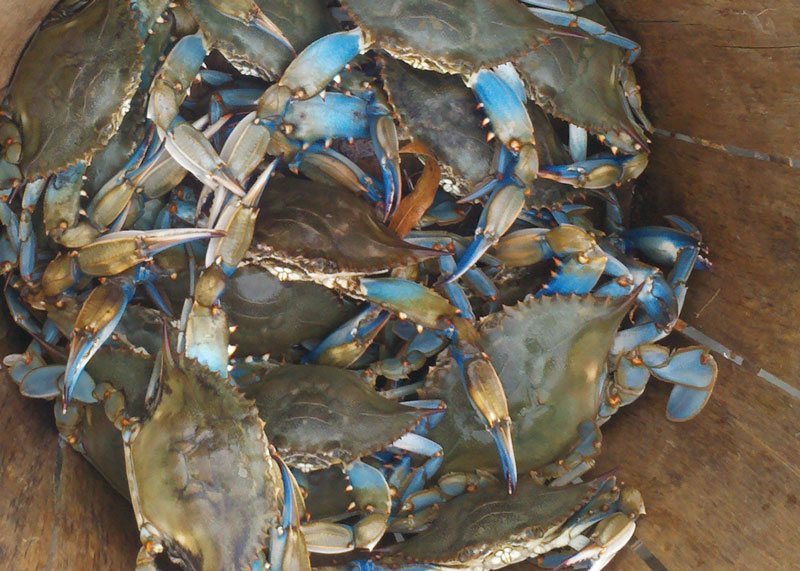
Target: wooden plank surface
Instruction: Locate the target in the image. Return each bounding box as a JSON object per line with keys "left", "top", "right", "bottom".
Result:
{"left": 0, "top": 1, "right": 799, "bottom": 570}
{"left": 603, "top": 0, "right": 800, "bottom": 160}
{"left": 0, "top": 343, "right": 139, "bottom": 569}
{"left": 0, "top": 0, "right": 59, "bottom": 90}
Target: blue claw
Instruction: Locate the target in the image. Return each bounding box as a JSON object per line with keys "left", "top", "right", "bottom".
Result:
{"left": 539, "top": 154, "right": 647, "bottom": 189}
{"left": 650, "top": 347, "right": 717, "bottom": 389}
{"left": 536, "top": 253, "right": 607, "bottom": 297}
{"left": 449, "top": 338, "right": 517, "bottom": 494}
{"left": 302, "top": 305, "right": 390, "bottom": 366}
{"left": 667, "top": 384, "right": 714, "bottom": 422}
{"left": 345, "top": 460, "right": 392, "bottom": 551}
{"left": 21, "top": 365, "right": 97, "bottom": 404}
{"left": 360, "top": 278, "right": 458, "bottom": 331}
{"left": 449, "top": 183, "right": 526, "bottom": 282}
{"left": 282, "top": 93, "right": 370, "bottom": 144}
{"left": 468, "top": 69, "right": 534, "bottom": 153}
{"left": 276, "top": 28, "right": 364, "bottom": 99}
{"left": 63, "top": 281, "right": 136, "bottom": 408}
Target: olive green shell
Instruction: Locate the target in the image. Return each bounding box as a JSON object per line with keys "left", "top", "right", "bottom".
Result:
{"left": 249, "top": 178, "right": 441, "bottom": 275}
{"left": 385, "top": 478, "right": 599, "bottom": 565}
{"left": 6, "top": 0, "right": 144, "bottom": 180}
{"left": 381, "top": 57, "right": 585, "bottom": 208}
{"left": 341, "top": 0, "right": 554, "bottom": 76}
{"left": 516, "top": 7, "right": 647, "bottom": 153}
{"left": 223, "top": 266, "right": 357, "bottom": 361}
{"left": 188, "top": 0, "right": 336, "bottom": 80}
{"left": 245, "top": 364, "right": 432, "bottom": 469}
{"left": 423, "top": 294, "right": 634, "bottom": 477}
{"left": 126, "top": 355, "right": 277, "bottom": 570}
{"left": 381, "top": 58, "right": 495, "bottom": 193}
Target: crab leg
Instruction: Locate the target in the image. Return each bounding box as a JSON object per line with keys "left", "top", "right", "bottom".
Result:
{"left": 291, "top": 144, "right": 384, "bottom": 202}
{"left": 468, "top": 68, "right": 539, "bottom": 187}
{"left": 18, "top": 179, "right": 46, "bottom": 282}
{"left": 89, "top": 115, "right": 229, "bottom": 229}
{"left": 357, "top": 277, "right": 517, "bottom": 491}
{"left": 44, "top": 163, "right": 85, "bottom": 246}
{"left": 524, "top": 5, "right": 642, "bottom": 64}
{"left": 303, "top": 305, "right": 391, "bottom": 367}
{"left": 78, "top": 228, "right": 223, "bottom": 277}
{"left": 208, "top": 0, "right": 294, "bottom": 52}
{"left": 148, "top": 33, "right": 244, "bottom": 196}
{"left": 269, "top": 454, "right": 312, "bottom": 571}
{"left": 538, "top": 153, "right": 649, "bottom": 189}
{"left": 303, "top": 460, "right": 392, "bottom": 553}
{"left": 447, "top": 182, "right": 526, "bottom": 282}
{"left": 519, "top": 0, "right": 596, "bottom": 11}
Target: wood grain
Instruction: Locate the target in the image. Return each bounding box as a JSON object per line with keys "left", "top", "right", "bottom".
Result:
{"left": 603, "top": 0, "right": 800, "bottom": 160}
{"left": 593, "top": 358, "right": 800, "bottom": 570}
{"left": 0, "top": 350, "right": 139, "bottom": 568}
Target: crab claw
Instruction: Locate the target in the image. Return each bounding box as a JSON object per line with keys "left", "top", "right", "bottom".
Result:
{"left": 62, "top": 281, "right": 135, "bottom": 408}
{"left": 554, "top": 512, "right": 637, "bottom": 571}
{"left": 359, "top": 278, "right": 456, "bottom": 331}
{"left": 208, "top": 0, "right": 295, "bottom": 53}
{"left": 451, "top": 318, "right": 517, "bottom": 493}
{"left": 78, "top": 228, "right": 225, "bottom": 277}
{"left": 447, "top": 183, "right": 525, "bottom": 283}
{"left": 346, "top": 460, "right": 392, "bottom": 550}
{"left": 164, "top": 120, "right": 245, "bottom": 196}
{"left": 270, "top": 454, "right": 312, "bottom": 570}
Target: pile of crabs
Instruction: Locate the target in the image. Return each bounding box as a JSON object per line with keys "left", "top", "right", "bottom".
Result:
{"left": 0, "top": 0, "right": 718, "bottom": 569}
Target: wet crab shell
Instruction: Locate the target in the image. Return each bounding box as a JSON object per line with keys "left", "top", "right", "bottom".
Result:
{"left": 247, "top": 177, "right": 443, "bottom": 276}
{"left": 124, "top": 354, "right": 279, "bottom": 571}
{"left": 516, "top": 6, "right": 649, "bottom": 153}
{"left": 382, "top": 477, "right": 604, "bottom": 568}
{"left": 222, "top": 265, "right": 358, "bottom": 361}
{"left": 340, "top": 0, "right": 555, "bottom": 75}
{"left": 187, "top": 0, "right": 336, "bottom": 80}
{"left": 244, "top": 363, "right": 435, "bottom": 471}
{"left": 422, "top": 293, "right": 635, "bottom": 478}
{"left": 381, "top": 57, "right": 586, "bottom": 208}
{"left": 5, "top": 0, "right": 144, "bottom": 180}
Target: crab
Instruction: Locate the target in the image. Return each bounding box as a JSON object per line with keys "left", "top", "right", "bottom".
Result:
{"left": 242, "top": 363, "right": 445, "bottom": 553}
{"left": 345, "top": 474, "right": 645, "bottom": 570}
{"left": 105, "top": 327, "right": 312, "bottom": 570}
{"left": 416, "top": 293, "right": 636, "bottom": 494}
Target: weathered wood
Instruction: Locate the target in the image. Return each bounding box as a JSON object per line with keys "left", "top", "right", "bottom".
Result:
{"left": 0, "top": 358, "right": 139, "bottom": 569}
{"left": 634, "top": 138, "right": 800, "bottom": 385}
{"left": 604, "top": 0, "right": 800, "bottom": 160}
{"left": 593, "top": 358, "right": 800, "bottom": 570}
{"left": 0, "top": 0, "right": 59, "bottom": 90}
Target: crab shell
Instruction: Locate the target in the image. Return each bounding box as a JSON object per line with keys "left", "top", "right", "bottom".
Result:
{"left": 381, "top": 57, "right": 584, "bottom": 208}
{"left": 243, "top": 363, "right": 435, "bottom": 471}
{"left": 515, "top": 6, "right": 649, "bottom": 154}
{"left": 340, "top": 0, "right": 555, "bottom": 75}
{"left": 5, "top": 0, "right": 144, "bottom": 180}
{"left": 187, "top": 0, "right": 336, "bottom": 80}
{"left": 222, "top": 265, "right": 358, "bottom": 361}
{"left": 124, "top": 354, "right": 279, "bottom": 570}
{"left": 246, "top": 177, "right": 442, "bottom": 281}
{"left": 422, "top": 293, "right": 635, "bottom": 479}
{"left": 382, "top": 477, "right": 606, "bottom": 569}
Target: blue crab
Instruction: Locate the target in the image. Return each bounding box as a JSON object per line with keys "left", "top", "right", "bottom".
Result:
{"left": 345, "top": 474, "right": 645, "bottom": 571}
{"left": 242, "top": 363, "right": 445, "bottom": 552}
